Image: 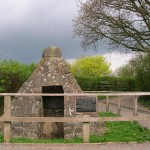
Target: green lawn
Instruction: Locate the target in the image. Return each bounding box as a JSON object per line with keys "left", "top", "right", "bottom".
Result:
{"left": 90, "top": 112, "right": 150, "bottom": 143}
{"left": 91, "top": 121, "right": 150, "bottom": 143}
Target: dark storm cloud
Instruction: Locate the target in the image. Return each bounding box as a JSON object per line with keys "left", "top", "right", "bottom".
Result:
{"left": 0, "top": 0, "right": 106, "bottom": 63}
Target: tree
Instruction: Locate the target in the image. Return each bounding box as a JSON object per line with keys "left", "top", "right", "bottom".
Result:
{"left": 134, "top": 53, "right": 150, "bottom": 91}
{"left": 116, "top": 65, "right": 135, "bottom": 78}
{"left": 116, "top": 56, "right": 137, "bottom": 78}
{"left": 116, "top": 53, "right": 150, "bottom": 91}
{"left": 0, "top": 60, "right": 36, "bottom": 92}
{"left": 70, "top": 55, "right": 111, "bottom": 77}
{"left": 73, "top": 0, "right": 150, "bottom": 52}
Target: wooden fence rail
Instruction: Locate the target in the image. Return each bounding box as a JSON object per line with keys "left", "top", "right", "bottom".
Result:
{"left": 0, "top": 92, "right": 150, "bottom": 96}
{"left": 0, "top": 92, "right": 150, "bottom": 143}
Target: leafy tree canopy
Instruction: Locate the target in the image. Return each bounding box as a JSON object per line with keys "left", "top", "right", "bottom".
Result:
{"left": 70, "top": 55, "right": 111, "bottom": 77}
{"left": 0, "top": 60, "right": 36, "bottom": 92}
{"left": 73, "top": 0, "right": 150, "bottom": 52}
{"left": 116, "top": 53, "right": 150, "bottom": 91}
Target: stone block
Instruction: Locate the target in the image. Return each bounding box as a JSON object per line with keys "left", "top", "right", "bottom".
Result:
{"left": 29, "top": 134, "right": 39, "bottom": 139}
{"left": 42, "top": 47, "right": 62, "bottom": 57}
{"left": 11, "top": 127, "right": 23, "bottom": 136}
{"left": 31, "top": 129, "right": 39, "bottom": 135}
{"left": 63, "top": 85, "right": 74, "bottom": 93}
{"left": 63, "top": 65, "right": 71, "bottom": 74}
{"left": 67, "top": 73, "right": 75, "bottom": 84}
{"left": 23, "top": 122, "right": 31, "bottom": 128}
{"left": 75, "top": 127, "right": 82, "bottom": 133}
{"left": 64, "top": 128, "right": 74, "bottom": 134}
{"left": 12, "top": 122, "right": 23, "bottom": 127}
{"left": 64, "top": 133, "right": 78, "bottom": 139}
{"left": 40, "top": 122, "right": 64, "bottom": 139}
{"left": 62, "top": 76, "right": 69, "bottom": 85}
{"left": 31, "top": 123, "right": 40, "bottom": 129}
{"left": 64, "top": 122, "right": 74, "bottom": 127}
{"left": 22, "top": 128, "right": 31, "bottom": 137}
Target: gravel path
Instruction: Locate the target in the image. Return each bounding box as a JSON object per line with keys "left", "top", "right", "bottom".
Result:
{"left": 0, "top": 143, "right": 150, "bottom": 150}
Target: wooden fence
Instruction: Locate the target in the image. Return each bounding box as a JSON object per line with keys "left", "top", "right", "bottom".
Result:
{"left": 0, "top": 92, "right": 150, "bottom": 143}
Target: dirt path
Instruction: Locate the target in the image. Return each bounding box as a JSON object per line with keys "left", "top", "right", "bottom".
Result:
{"left": 0, "top": 143, "right": 150, "bottom": 150}
{"left": 98, "top": 96, "right": 150, "bottom": 128}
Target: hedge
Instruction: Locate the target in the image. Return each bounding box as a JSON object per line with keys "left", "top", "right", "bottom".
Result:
{"left": 75, "top": 76, "right": 136, "bottom": 91}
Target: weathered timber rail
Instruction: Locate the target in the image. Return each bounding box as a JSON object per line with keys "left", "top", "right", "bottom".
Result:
{"left": 0, "top": 92, "right": 150, "bottom": 143}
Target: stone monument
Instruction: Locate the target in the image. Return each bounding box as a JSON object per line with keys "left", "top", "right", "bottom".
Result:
{"left": 11, "top": 47, "right": 99, "bottom": 139}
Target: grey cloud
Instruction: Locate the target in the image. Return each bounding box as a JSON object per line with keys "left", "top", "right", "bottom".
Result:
{"left": 0, "top": 0, "right": 106, "bottom": 63}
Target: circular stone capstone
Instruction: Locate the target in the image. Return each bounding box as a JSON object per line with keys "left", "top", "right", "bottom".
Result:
{"left": 42, "top": 47, "right": 62, "bottom": 57}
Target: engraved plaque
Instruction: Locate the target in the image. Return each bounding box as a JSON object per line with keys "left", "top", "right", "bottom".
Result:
{"left": 75, "top": 96, "right": 97, "bottom": 112}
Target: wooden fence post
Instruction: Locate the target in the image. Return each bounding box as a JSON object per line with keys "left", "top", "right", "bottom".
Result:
{"left": 4, "top": 96, "right": 11, "bottom": 143}
{"left": 133, "top": 96, "right": 138, "bottom": 116}
{"left": 106, "top": 96, "right": 109, "bottom": 112}
{"left": 83, "top": 115, "right": 90, "bottom": 143}
{"left": 117, "top": 96, "right": 121, "bottom": 115}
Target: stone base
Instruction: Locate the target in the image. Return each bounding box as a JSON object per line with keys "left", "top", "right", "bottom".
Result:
{"left": 40, "top": 122, "right": 64, "bottom": 139}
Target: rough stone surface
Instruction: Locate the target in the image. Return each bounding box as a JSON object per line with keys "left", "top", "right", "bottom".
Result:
{"left": 11, "top": 46, "right": 99, "bottom": 139}
{"left": 42, "top": 47, "right": 62, "bottom": 57}
{"left": 40, "top": 122, "right": 64, "bottom": 139}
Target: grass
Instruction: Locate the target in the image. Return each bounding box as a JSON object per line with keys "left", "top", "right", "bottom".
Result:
{"left": 90, "top": 112, "right": 150, "bottom": 143}
{"left": 0, "top": 112, "right": 150, "bottom": 143}
{"left": 0, "top": 134, "right": 4, "bottom": 143}
{"left": 98, "top": 96, "right": 106, "bottom": 101}
{"left": 98, "top": 96, "right": 117, "bottom": 101}
{"left": 11, "top": 137, "right": 82, "bottom": 143}
{"left": 91, "top": 121, "right": 150, "bottom": 143}
{"left": 99, "top": 112, "right": 120, "bottom": 117}
{"left": 139, "top": 99, "right": 150, "bottom": 110}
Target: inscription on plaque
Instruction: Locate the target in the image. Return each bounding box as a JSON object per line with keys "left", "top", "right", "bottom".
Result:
{"left": 75, "top": 97, "right": 97, "bottom": 112}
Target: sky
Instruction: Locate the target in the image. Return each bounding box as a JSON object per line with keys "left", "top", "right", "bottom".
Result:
{"left": 0, "top": 0, "right": 134, "bottom": 71}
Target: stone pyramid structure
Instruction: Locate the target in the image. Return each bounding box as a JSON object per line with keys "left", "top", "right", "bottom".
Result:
{"left": 11, "top": 47, "right": 83, "bottom": 139}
